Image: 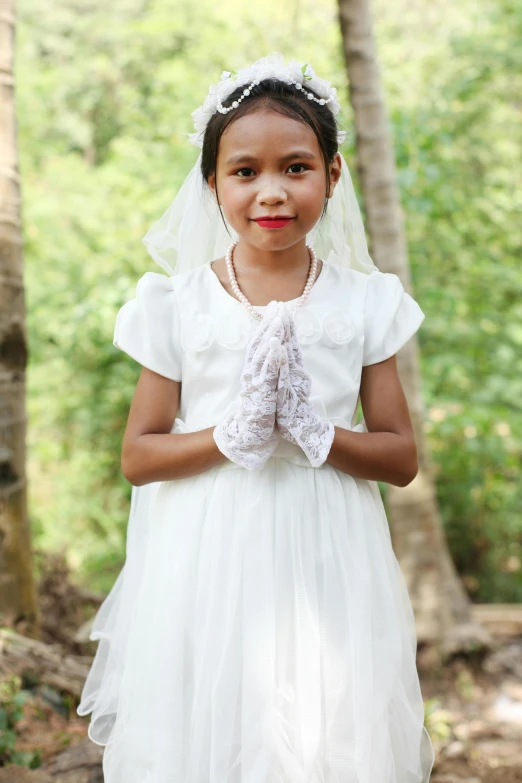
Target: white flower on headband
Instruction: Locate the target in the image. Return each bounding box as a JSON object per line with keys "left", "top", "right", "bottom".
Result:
{"left": 189, "top": 52, "right": 343, "bottom": 148}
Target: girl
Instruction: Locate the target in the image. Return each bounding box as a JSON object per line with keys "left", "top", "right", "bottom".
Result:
{"left": 77, "top": 53, "right": 435, "bottom": 782}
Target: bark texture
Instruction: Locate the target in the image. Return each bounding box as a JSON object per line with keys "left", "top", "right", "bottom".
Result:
{"left": 337, "top": 0, "right": 489, "bottom": 655}
{"left": 0, "top": 0, "right": 39, "bottom": 635}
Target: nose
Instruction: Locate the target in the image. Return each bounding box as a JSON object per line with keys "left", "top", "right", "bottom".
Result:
{"left": 255, "top": 174, "right": 288, "bottom": 206}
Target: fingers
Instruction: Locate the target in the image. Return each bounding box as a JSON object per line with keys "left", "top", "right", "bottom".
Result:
{"left": 244, "top": 301, "right": 287, "bottom": 364}
{"left": 280, "top": 305, "right": 293, "bottom": 348}
{"left": 285, "top": 315, "right": 312, "bottom": 400}
{"left": 249, "top": 314, "right": 284, "bottom": 369}
{"left": 254, "top": 335, "right": 285, "bottom": 386}
{"left": 288, "top": 314, "right": 305, "bottom": 364}
{"left": 248, "top": 303, "right": 290, "bottom": 371}
{"left": 283, "top": 314, "right": 308, "bottom": 396}
{"left": 276, "top": 341, "right": 291, "bottom": 390}
{"left": 244, "top": 301, "right": 279, "bottom": 362}
{"left": 243, "top": 303, "right": 305, "bottom": 385}
{"left": 276, "top": 343, "right": 298, "bottom": 420}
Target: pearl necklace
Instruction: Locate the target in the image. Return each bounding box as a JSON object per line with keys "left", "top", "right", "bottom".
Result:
{"left": 225, "top": 241, "right": 319, "bottom": 321}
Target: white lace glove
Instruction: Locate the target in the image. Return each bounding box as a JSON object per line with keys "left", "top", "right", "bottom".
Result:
{"left": 213, "top": 302, "right": 286, "bottom": 471}
{"left": 276, "top": 310, "right": 335, "bottom": 467}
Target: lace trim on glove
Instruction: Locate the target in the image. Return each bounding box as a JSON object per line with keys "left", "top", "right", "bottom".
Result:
{"left": 277, "top": 397, "right": 335, "bottom": 468}
{"left": 213, "top": 410, "right": 279, "bottom": 471}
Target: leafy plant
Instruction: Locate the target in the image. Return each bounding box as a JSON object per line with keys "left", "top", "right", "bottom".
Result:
{"left": 424, "top": 698, "right": 452, "bottom": 743}
{"left": 0, "top": 675, "right": 42, "bottom": 768}
{"left": 17, "top": 0, "right": 522, "bottom": 600}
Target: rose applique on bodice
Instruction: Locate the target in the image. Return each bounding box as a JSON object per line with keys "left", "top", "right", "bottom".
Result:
{"left": 179, "top": 306, "right": 357, "bottom": 354}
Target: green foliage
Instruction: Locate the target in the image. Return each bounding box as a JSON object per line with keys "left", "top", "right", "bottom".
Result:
{"left": 17, "top": 0, "right": 353, "bottom": 593}
{"left": 17, "top": 0, "right": 522, "bottom": 599}
{"left": 0, "top": 675, "right": 42, "bottom": 768}
{"left": 382, "top": 0, "right": 522, "bottom": 601}
{"left": 424, "top": 698, "right": 452, "bottom": 743}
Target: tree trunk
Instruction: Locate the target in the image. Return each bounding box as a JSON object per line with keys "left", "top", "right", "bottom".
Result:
{"left": 337, "top": 0, "right": 489, "bottom": 656}
{"left": 0, "top": 628, "right": 91, "bottom": 698}
{"left": 0, "top": 0, "right": 39, "bottom": 636}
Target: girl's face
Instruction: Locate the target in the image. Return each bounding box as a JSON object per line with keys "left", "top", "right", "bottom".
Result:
{"left": 207, "top": 108, "right": 342, "bottom": 252}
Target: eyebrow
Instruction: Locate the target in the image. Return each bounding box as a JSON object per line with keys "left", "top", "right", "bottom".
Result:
{"left": 225, "top": 150, "right": 317, "bottom": 165}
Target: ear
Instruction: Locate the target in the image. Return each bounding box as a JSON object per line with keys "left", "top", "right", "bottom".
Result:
{"left": 207, "top": 172, "right": 218, "bottom": 203}
{"left": 326, "top": 153, "right": 342, "bottom": 198}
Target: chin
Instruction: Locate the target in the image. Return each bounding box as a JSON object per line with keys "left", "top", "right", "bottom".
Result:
{"left": 255, "top": 238, "right": 302, "bottom": 252}
{"left": 247, "top": 230, "right": 307, "bottom": 248}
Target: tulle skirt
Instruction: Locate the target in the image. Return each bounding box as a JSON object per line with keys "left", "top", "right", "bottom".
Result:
{"left": 77, "top": 450, "right": 434, "bottom": 783}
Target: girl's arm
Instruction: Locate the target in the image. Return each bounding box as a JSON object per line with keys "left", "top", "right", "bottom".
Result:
{"left": 326, "top": 354, "right": 418, "bottom": 487}
{"left": 121, "top": 368, "right": 227, "bottom": 486}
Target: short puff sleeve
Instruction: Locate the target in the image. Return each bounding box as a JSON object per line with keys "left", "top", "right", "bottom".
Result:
{"left": 113, "top": 272, "right": 182, "bottom": 381}
{"left": 362, "top": 270, "right": 425, "bottom": 366}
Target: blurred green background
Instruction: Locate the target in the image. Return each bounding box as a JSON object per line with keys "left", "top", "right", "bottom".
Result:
{"left": 18, "top": 0, "right": 522, "bottom": 600}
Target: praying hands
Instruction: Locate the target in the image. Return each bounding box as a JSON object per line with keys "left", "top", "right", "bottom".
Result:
{"left": 213, "top": 302, "right": 335, "bottom": 470}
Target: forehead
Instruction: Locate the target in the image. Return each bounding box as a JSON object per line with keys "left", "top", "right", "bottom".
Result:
{"left": 218, "top": 108, "right": 321, "bottom": 162}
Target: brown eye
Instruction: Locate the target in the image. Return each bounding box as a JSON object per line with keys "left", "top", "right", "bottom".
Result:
{"left": 288, "top": 164, "right": 308, "bottom": 174}
{"left": 235, "top": 168, "right": 255, "bottom": 177}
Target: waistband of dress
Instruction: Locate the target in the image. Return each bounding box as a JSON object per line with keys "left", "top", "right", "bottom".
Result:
{"left": 168, "top": 416, "right": 368, "bottom": 473}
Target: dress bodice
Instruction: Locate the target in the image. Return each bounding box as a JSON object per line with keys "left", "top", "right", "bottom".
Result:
{"left": 113, "top": 260, "right": 425, "bottom": 465}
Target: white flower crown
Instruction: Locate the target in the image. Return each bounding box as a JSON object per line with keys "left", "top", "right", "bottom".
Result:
{"left": 189, "top": 52, "right": 346, "bottom": 148}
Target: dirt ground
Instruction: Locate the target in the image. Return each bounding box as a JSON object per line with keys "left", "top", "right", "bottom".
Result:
{"left": 420, "top": 643, "right": 522, "bottom": 782}
{"left": 2, "top": 551, "right": 522, "bottom": 781}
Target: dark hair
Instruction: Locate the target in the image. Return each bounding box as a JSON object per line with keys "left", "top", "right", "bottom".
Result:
{"left": 201, "top": 78, "right": 341, "bottom": 226}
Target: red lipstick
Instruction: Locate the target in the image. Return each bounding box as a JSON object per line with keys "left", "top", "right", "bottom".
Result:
{"left": 254, "top": 217, "right": 295, "bottom": 229}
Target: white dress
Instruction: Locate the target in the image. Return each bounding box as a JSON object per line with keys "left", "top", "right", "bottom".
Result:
{"left": 77, "top": 259, "right": 435, "bottom": 783}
